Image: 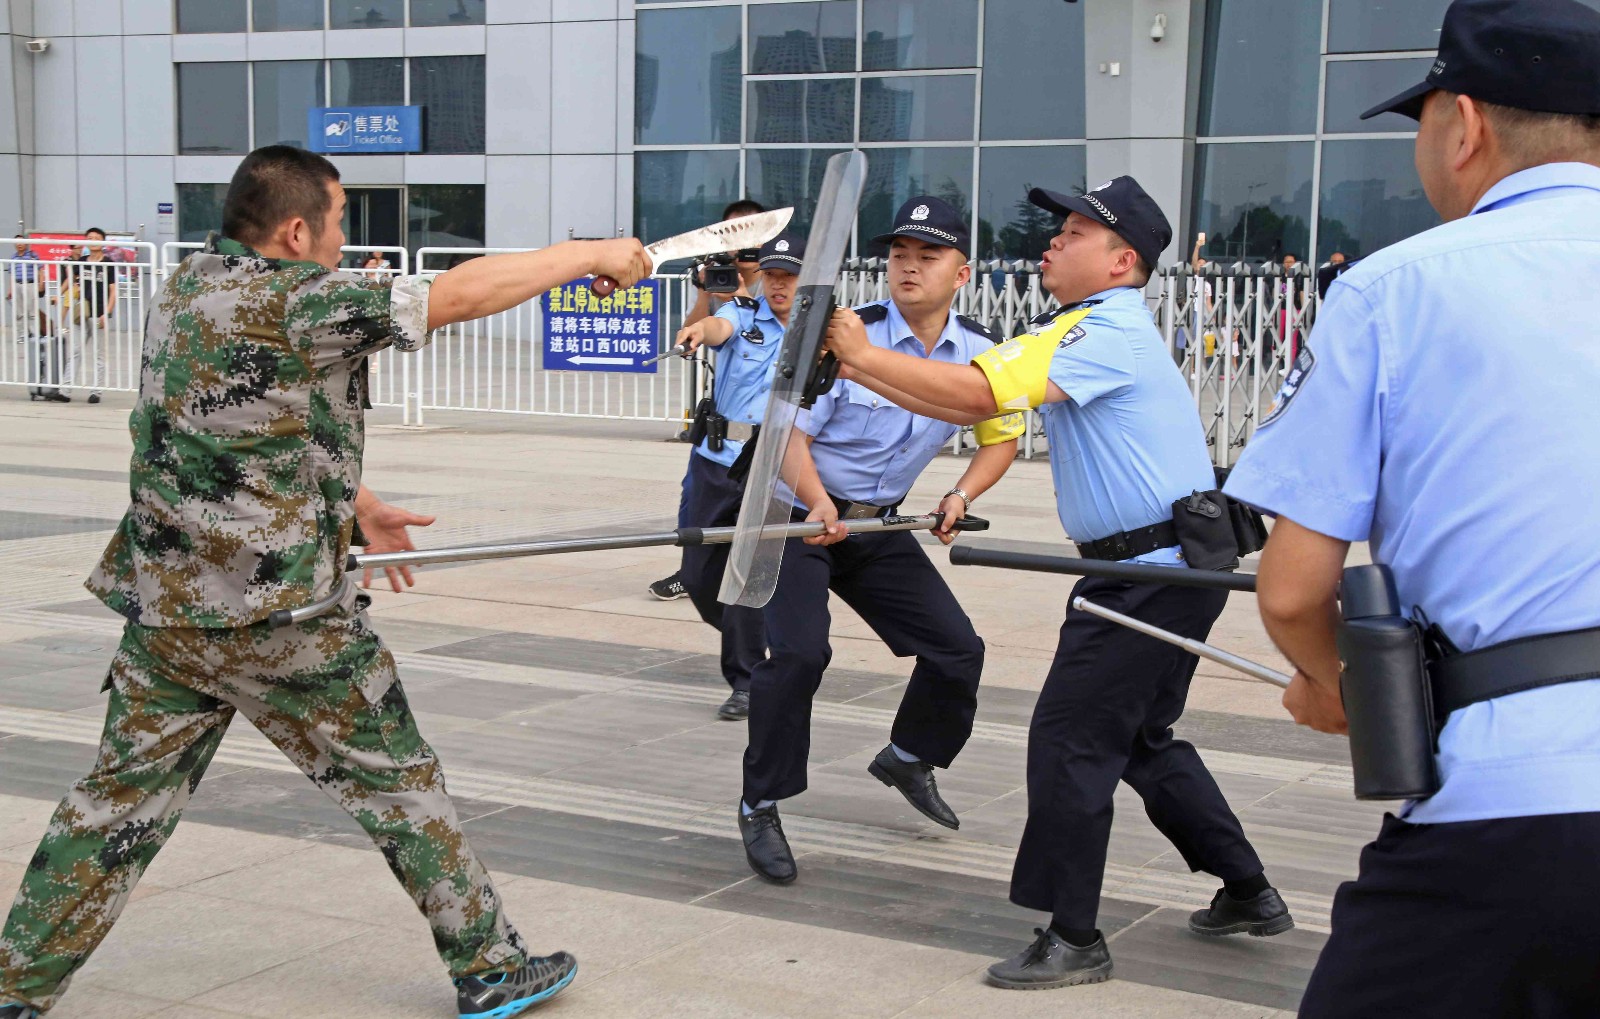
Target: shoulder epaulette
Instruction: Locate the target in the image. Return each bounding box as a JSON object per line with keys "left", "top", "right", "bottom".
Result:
{"left": 854, "top": 302, "right": 890, "bottom": 324}
{"left": 1029, "top": 307, "right": 1062, "bottom": 328}
{"left": 732, "top": 295, "right": 759, "bottom": 310}
{"left": 956, "top": 315, "right": 1000, "bottom": 344}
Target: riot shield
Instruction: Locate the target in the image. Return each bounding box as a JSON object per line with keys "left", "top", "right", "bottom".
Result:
{"left": 717, "top": 150, "right": 867, "bottom": 608}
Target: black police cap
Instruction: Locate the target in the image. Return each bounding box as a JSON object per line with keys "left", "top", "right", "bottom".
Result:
{"left": 1029, "top": 176, "right": 1172, "bottom": 271}
{"left": 757, "top": 231, "right": 804, "bottom": 272}
{"left": 871, "top": 196, "right": 971, "bottom": 257}
{"left": 1362, "top": 0, "right": 1600, "bottom": 121}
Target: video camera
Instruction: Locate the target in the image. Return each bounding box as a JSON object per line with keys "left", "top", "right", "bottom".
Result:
{"left": 691, "top": 249, "right": 761, "bottom": 294}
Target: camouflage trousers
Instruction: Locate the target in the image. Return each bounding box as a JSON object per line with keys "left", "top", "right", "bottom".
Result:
{"left": 0, "top": 606, "right": 527, "bottom": 1012}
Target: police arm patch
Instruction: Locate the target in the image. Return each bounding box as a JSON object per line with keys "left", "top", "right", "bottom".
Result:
{"left": 1260, "top": 346, "right": 1316, "bottom": 427}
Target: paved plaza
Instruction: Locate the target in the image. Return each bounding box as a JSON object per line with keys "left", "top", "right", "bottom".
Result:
{"left": 0, "top": 392, "right": 1384, "bottom": 1018}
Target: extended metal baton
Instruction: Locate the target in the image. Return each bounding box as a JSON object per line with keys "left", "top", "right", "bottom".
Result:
{"left": 642, "top": 344, "right": 689, "bottom": 366}
{"left": 352, "top": 512, "right": 987, "bottom": 572}
{"left": 950, "top": 544, "right": 1291, "bottom": 688}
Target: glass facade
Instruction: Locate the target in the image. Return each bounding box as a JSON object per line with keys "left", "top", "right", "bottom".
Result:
{"left": 408, "top": 185, "right": 486, "bottom": 252}
{"left": 177, "top": 63, "right": 250, "bottom": 155}
{"left": 177, "top": 0, "right": 246, "bottom": 34}
{"left": 252, "top": 0, "right": 324, "bottom": 32}
{"left": 253, "top": 61, "right": 325, "bottom": 150}
{"left": 1193, "top": 0, "right": 1441, "bottom": 266}
{"left": 176, "top": 183, "right": 230, "bottom": 243}
{"left": 635, "top": 0, "right": 1086, "bottom": 259}
{"left": 410, "top": 0, "right": 486, "bottom": 27}
{"left": 410, "top": 56, "right": 487, "bottom": 154}
{"left": 331, "top": 0, "right": 405, "bottom": 29}
{"left": 330, "top": 58, "right": 405, "bottom": 107}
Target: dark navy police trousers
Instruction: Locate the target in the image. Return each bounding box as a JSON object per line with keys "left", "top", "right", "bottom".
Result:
{"left": 742, "top": 526, "right": 984, "bottom": 808}
{"left": 677, "top": 452, "right": 767, "bottom": 693}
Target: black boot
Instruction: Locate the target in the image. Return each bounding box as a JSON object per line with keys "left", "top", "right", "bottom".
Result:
{"left": 1188, "top": 887, "right": 1294, "bottom": 937}
{"left": 986, "top": 928, "right": 1112, "bottom": 990}
{"left": 867, "top": 745, "right": 958, "bottom": 829}
{"left": 738, "top": 802, "right": 796, "bottom": 884}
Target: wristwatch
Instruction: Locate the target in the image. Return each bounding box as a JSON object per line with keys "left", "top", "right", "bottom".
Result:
{"left": 943, "top": 487, "right": 972, "bottom": 512}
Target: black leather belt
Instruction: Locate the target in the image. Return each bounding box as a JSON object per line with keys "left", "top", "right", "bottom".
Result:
{"left": 1076, "top": 520, "right": 1179, "bottom": 562}
{"left": 1430, "top": 625, "right": 1600, "bottom": 715}
{"left": 829, "top": 494, "right": 898, "bottom": 520}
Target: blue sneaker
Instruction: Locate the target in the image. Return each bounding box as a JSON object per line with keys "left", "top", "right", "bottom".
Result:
{"left": 0, "top": 1004, "right": 39, "bottom": 1019}
{"left": 456, "top": 953, "right": 578, "bottom": 1018}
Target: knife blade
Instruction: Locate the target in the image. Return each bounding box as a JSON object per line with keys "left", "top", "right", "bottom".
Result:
{"left": 590, "top": 207, "right": 793, "bottom": 296}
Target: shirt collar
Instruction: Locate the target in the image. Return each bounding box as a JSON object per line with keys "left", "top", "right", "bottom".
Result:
{"left": 209, "top": 234, "right": 323, "bottom": 272}
{"left": 884, "top": 299, "right": 960, "bottom": 354}
{"left": 1472, "top": 162, "right": 1600, "bottom": 216}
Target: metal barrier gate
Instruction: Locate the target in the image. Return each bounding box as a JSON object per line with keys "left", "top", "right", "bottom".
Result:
{"left": 11, "top": 241, "right": 1321, "bottom": 467}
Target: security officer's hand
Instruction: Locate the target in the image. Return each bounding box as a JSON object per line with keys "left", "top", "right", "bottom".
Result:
{"left": 676, "top": 320, "right": 713, "bottom": 355}
{"left": 588, "top": 238, "right": 652, "bottom": 290}
{"left": 930, "top": 494, "right": 967, "bottom": 546}
{"left": 803, "top": 499, "right": 848, "bottom": 546}
{"left": 1283, "top": 670, "right": 1348, "bottom": 735}
{"left": 824, "top": 308, "right": 871, "bottom": 367}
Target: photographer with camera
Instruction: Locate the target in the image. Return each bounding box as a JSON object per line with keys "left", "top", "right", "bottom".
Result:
{"left": 647, "top": 200, "right": 772, "bottom": 720}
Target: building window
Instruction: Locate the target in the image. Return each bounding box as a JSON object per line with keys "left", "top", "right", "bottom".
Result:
{"left": 859, "top": 147, "right": 973, "bottom": 251}
{"left": 253, "top": 61, "right": 326, "bottom": 150}
{"left": 409, "top": 56, "right": 486, "bottom": 154}
{"left": 408, "top": 185, "right": 486, "bottom": 253}
{"left": 746, "top": 79, "right": 855, "bottom": 144}
{"left": 177, "top": 0, "right": 246, "bottom": 33}
{"left": 331, "top": 58, "right": 406, "bottom": 107}
{"left": 861, "top": 0, "right": 979, "bottom": 71}
{"left": 1323, "top": 58, "right": 1434, "bottom": 134}
{"left": 745, "top": 148, "right": 848, "bottom": 236}
{"left": 978, "top": 145, "right": 1085, "bottom": 261}
{"left": 748, "top": 1, "right": 856, "bottom": 74}
{"left": 635, "top": 6, "right": 743, "bottom": 146}
{"left": 859, "top": 75, "right": 975, "bottom": 143}
{"left": 1327, "top": 0, "right": 1450, "bottom": 53}
{"left": 634, "top": 151, "right": 741, "bottom": 245}
{"left": 1192, "top": 142, "right": 1314, "bottom": 263}
{"left": 1197, "top": 0, "right": 1322, "bottom": 137}
{"left": 331, "top": 0, "right": 404, "bottom": 29}
{"left": 1318, "top": 139, "right": 1438, "bottom": 260}
{"left": 178, "top": 63, "right": 250, "bottom": 155}
{"left": 981, "top": 0, "right": 1085, "bottom": 141}
{"left": 410, "top": 0, "right": 487, "bottom": 27}
{"left": 177, "top": 184, "right": 230, "bottom": 243}
{"left": 253, "top": 0, "right": 324, "bottom": 32}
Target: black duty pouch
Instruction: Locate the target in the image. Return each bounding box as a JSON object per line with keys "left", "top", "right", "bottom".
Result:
{"left": 686, "top": 397, "right": 716, "bottom": 447}
{"left": 1213, "top": 466, "right": 1268, "bottom": 556}
{"left": 1171, "top": 489, "right": 1240, "bottom": 571}
{"left": 725, "top": 425, "right": 761, "bottom": 484}
{"left": 705, "top": 412, "right": 728, "bottom": 454}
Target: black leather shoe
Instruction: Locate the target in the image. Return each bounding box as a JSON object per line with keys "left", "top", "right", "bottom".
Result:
{"left": 717, "top": 689, "right": 750, "bottom": 721}
{"left": 738, "top": 803, "right": 796, "bottom": 884}
{"left": 987, "top": 928, "right": 1112, "bottom": 990}
{"left": 43, "top": 390, "right": 70, "bottom": 403}
{"left": 1188, "top": 887, "right": 1294, "bottom": 937}
{"left": 87, "top": 393, "right": 101, "bottom": 404}
{"left": 868, "top": 745, "right": 958, "bottom": 829}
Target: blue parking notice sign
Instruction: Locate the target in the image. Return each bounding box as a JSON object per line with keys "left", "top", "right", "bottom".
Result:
{"left": 542, "top": 278, "right": 662, "bottom": 373}
{"left": 308, "top": 106, "right": 423, "bottom": 153}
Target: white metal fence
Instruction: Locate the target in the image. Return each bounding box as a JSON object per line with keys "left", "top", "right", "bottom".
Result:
{"left": 3, "top": 240, "right": 1320, "bottom": 466}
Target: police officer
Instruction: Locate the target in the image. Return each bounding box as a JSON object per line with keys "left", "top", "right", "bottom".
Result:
{"left": 1223, "top": 1, "right": 1600, "bottom": 1014}
{"left": 0, "top": 145, "right": 651, "bottom": 1019}
{"left": 737, "top": 196, "right": 1019, "bottom": 884}
{"left": 670, "top": 232, "right": 802, "bottom": 721}
{"left": 824, "top": 178, "right": 1291, "bottom": 989}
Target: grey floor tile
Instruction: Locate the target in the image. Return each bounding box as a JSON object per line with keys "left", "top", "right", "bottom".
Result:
{"left": 1106, "top": 907, "right": 1324, "bottom": 1013}
{"left": 422, "top": 631, "right": 690, "bottom": 677}
{"left": 0, "top": 509, "right": 119, "bottom": 541}
{"left": 401, "top": 674, "right": 587, "bottom": 721}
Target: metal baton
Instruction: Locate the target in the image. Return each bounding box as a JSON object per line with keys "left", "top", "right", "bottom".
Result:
{"left": 1071, "top": 596, "right": 1290, "bottom": 688}
{"left": 351, "top": 512, "right": 988, "bottom": 573}
{"left": 642, "top": 345, "right": 689, "bottom": 366}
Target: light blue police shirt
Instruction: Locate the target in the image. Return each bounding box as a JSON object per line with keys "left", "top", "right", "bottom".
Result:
{"left": 1224, "top": 162, "right": 1600, "bottom": 824}
{"left": 694, "top": 296, "right": 785, "bottom": 469}
{"left": 798, "top": 300, "right": 991, "bottom": 506}
{"left": 1041, "top": 286, "right": 1218, "bottom": 567}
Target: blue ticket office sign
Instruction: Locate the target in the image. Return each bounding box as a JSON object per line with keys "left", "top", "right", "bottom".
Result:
{"left": 308, "top": 106, "right": 423, "bottom": 153}
{"left": 542, "top": 278, "right": 662, "bottom": 373}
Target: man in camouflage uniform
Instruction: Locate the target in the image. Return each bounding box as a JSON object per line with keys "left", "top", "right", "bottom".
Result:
{"left": 0, "top": 146, "right": 650, "bottom": 1019}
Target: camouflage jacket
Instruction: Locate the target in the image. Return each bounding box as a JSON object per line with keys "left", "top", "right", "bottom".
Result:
{"left": 86, "top": 236, "right": 434, "bottom": 628}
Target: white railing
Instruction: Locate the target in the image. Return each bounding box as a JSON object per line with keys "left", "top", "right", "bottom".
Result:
{"left": 1, "top": 240, "right": 160, "bottom": 398}
{"left": 19, "top": 241, "right": 1320, "bottom": 466}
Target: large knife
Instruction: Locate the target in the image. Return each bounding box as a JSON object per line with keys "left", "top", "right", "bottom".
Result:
{"left": 590, "top": 207, "right": 793, "bottom": 297}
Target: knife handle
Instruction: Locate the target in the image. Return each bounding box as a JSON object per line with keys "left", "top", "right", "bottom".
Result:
{"left": 590, "top": 276, "right": 618, "bottom": 298}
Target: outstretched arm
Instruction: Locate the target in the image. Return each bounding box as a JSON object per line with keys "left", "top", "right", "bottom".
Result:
{"left": 426, "top": 238, "right": 651, "bottom": 330}
{"left": 824, "top": 308, "right": 999, "bottom": 421}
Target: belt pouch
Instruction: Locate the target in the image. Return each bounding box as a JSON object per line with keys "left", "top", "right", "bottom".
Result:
{"left": 1337, "top": 565, "right": 1441, "bottom": 800}
{"left": 1171, "top": 490, "right": 1240, "bottom": 571}
{"left": 687, "top": 397, "right": 715, "bottom": 447}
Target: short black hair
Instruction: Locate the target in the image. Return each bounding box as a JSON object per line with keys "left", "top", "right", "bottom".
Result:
{"left": 84, "top": 227, "right": 105, "bottom": 238}
{"left": 222, "top": 145, "right": 342, "bottom": 247}
{"left": 721, "top": 199, "right": 765, "bottom": 220}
